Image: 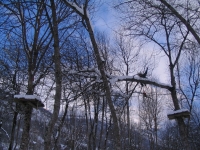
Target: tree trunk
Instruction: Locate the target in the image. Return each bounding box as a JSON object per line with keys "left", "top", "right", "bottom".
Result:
{"left": 44, "top": 0, "right": 62, "bottom": 149}
{"left": 8, "top": 111, "right": 18, "bottom": 150}
{"left": 169, "top": 65, "right": 189, "bottom": 149}
{"left": 9, "top": 71, "right": 19, "bottom": 150}
{"left": 19, "top": 106, "right": 33, "bottom": 150}
{"left": 19, "top": 64, "right": 35, "bottom": 150}
{"left": 14, "top": 115, "right": 22, "bottom": 150}
{"left": 54, "top": 102, "right": 69, "bottom": 149}
{"left": 84, "top": 14, "right": 121, "bottom": 150}
{"left": 98, "top": 96, "right": 105, "bottom": 149}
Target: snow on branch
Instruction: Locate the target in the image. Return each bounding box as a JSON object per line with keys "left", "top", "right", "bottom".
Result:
{"left": 66, "top": 68, "right": 173, "bottom": 91}
{"left": 1, "top": 127, "right": 10, "bottom": 140}
{"left": 109, "top": 75, "right": 173, "bottom": 90}
{"left": 63, "top": 1, "right": 84, "bottom": 16}
{"left": 167, "top": 109, "right": 189, "bottom": 115}
{"left": 63, "top": 0, "right": 93, "bottom": 31}
{"left": 67, "top": 68, "right": 101, "bottom": 81}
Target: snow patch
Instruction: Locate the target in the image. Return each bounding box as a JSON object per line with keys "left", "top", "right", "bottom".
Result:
{"left": 68, "top": 70, "right": 77, "bottom": 74}
{"left": 14, "top": 95, "right": 41, "bottom": 101}
{"left": 167, "top": 109, "right": 189, "bottom": 115}
{"left": 67, "top": 1, "right": 84, "bottom": 15}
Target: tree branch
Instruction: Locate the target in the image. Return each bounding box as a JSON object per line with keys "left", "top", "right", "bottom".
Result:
{"left": 159, "top": 0, "right": 200, "bottom": 44}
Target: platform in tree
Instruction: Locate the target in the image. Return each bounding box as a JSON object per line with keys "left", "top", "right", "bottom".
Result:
{"left": 14, "top": 95, "right": 44, "bottom": 108}
{"left": 167, "top": 109, "right": 190, "bottom": 120}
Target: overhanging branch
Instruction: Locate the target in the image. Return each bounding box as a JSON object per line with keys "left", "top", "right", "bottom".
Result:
{"left": 109, "top": 75, "right": 173, "bottom": 90}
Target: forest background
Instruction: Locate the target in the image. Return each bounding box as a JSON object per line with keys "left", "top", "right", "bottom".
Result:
{"left": 0, "top": 0, "right": 200, "bottom": 150}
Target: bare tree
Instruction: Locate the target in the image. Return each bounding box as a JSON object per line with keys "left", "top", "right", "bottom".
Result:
{"left": 43, "top": 0, "right": 62, "bottom": 149}
{"left": 0, "top": 37, "right": 22, "bottom": 150}
{"left": 113, "top": 31, "right": 140, "bottom": 149}
{"left": 0, "top": 1, "right": 53, "bottom": 149}
{"left": 62, "top": 1, "right": 121, "bottom": 148}
{"left": 116, "top": 1, "right": 193, "bottom": 148}
{"left": 159, "top": 0, "right": 200, "bottom": 44}
{"left": 139, "top": 86, "right": 163, "bottom": 150}
{"left": 176, "top": 49, "right": 200, "bottom": 149}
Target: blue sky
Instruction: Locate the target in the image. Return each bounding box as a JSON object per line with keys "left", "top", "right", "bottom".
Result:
{"left": 93, "top": 0, "right": 118, "bottom": 34}
{"left": 92, "top": 2, "right": 170, "bottom": 84}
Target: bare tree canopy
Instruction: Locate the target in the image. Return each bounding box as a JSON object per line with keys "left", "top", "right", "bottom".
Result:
{"left": 0, "top": 0, "right": 200, "bottom": 149}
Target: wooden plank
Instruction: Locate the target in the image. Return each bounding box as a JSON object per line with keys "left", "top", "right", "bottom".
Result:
{"left": 14, "top": 97, "right": 44, "bottom": 108}
{"left": 167, "top": 110, "right": 190, "bottom": 120}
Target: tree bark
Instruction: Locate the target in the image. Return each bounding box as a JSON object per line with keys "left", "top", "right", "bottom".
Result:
{"left": 19, "top": 62, "right": 35, "bottom": 150}
{"left": 8, "top": 111, "right": 18, "bottom": 150}
{"left": 9, "top": 70, "right": 19, "bottom": 150}
{"left": 54, "top": 102, "right": 69, "bottom": 149}
{"left": 19, "top": 106, "right": 33, "bottom": 150}
{"left": 44, "top": 0, "right": 62, "bottom": 149}
{"left": 169, "top": 65, "right": 189, "bottom": 150}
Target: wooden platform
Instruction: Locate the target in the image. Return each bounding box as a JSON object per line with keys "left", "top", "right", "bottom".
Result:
{"left": 14, "top": 95, "right": 44, "bottom": 108}
{"left": 167, "top": 109, "right": 190, "bottom": 120}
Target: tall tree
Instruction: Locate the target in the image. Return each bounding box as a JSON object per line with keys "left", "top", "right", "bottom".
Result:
{"left": 114, "top": 31, "right": 140, "bottom": 149}
{"left": 62, "top": 1, "right": 121, "bottom": 149}
{"left": 44, "top": 0, "right": 62, "bottom": 149}
{"left": 139, "top": 86, "right": 163, "bottom": 150}
{"left": 0, "top": 1, "right": 53, "bottom": 149}
{"left": 116, "top": 0, "right": 193, "bottom": 149}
